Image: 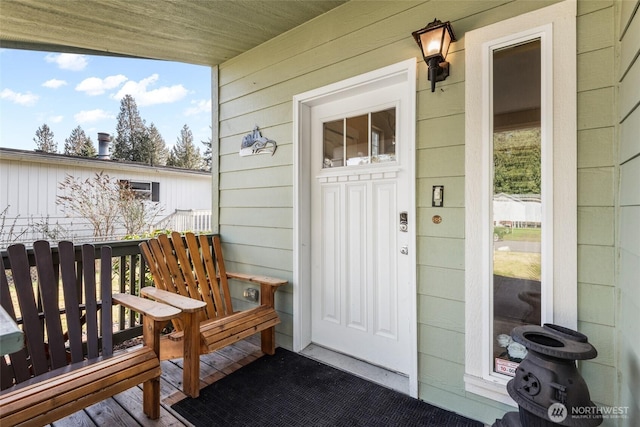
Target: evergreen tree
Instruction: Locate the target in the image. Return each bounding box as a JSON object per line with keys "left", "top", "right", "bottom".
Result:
{"left": 201, "top": 128, "right": 212, "bottom": 172}
{"left": 147, "top": 123, "right": 169, "bottom": 166}
{"left": 80, "top": 138, "right": 97, "bottom": 157}
{"left": 167, "top": 124, "right": 203, "bottom": 169}
{"left": 64, "top": 126, "right": 96, "bottom": 157}
{"left": 33, "top": 123, "right": 58, "bottom": 153}
{"left": 493, "top": 128, "right": 541, "bottom": 195}
{"left": 112, "top": 94, "right": 150, "bottom": 163}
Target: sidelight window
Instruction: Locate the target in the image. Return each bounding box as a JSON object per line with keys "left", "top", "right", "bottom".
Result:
{"left": 491, "top": 39, "right": 542, "bottom": 377}
{"left": 464, "top": 0, "right": 577, "bottom": 405}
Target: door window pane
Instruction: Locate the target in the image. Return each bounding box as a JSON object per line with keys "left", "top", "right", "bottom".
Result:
{"left": 371, "top": 108, "right": 396, "bottom": 163}
{"left": 492, "top": 39, "right": 541, "bottom": 376}
{"left": 322, "top": 107, "right": 396, "bottom": 168}
{"left": 346, "top": 114, "right": 368, "bottom": 165}
{"left": 323, "top": 119, "right": 344, "bottom": 167}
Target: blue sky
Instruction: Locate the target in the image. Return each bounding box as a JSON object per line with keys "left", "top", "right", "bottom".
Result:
{"left": 0, "top": 49, "right": 211, "bottom": 151}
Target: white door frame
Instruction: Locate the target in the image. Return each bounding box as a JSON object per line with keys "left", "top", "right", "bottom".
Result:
{"left": 292, "top": 58, "right": 418, "bottom": 397}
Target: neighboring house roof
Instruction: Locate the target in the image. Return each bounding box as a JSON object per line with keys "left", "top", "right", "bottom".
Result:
{"left": 0, "top": 147, "right": 210, "bottom": 176}
{"left": 0, "top": 1, "right": 347, "bottom": 66}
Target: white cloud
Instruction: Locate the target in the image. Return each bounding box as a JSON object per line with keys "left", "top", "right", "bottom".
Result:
{"left": 49, "top": 115, "right": 64, "bottom": 123}
{"left": 76, "top": 75, "right": 128, "bottom": 96}
{"left": 45, "top": 53, "right": 88, "bottom": 71}
{"left": 74, "top": 109, "right": 114, "bottom": 123}
{"left": 0, "top": 88, "right": 39, "bottom": 106}
{"left": 113, "top": 74, "right": 188, "bottom": 106}
{"left": 184, "top": 99, "right": 211, "bottom": 116}
{"left": 42, "top": 79, "right": 68, "bottom": 89}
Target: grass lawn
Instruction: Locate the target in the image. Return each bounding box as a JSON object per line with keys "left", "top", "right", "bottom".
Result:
{"left": 504, "top": 228, "right": 541, "bottom": 242}
{"left": 493, "top": 251, "right": 541, "bottom": 280}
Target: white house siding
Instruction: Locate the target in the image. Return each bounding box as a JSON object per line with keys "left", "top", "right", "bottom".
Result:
{"left": 493, "top": 194, "right": 542, "bottom": 227}
{"left": 616, "top": 1, "right": 640, "bottom": 425}
{"left": 0, "top": 149, "right": 211, "bottom": 245}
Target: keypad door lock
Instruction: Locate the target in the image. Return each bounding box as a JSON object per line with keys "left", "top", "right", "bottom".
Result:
{"left": 399, "top": 212, "right": 408, "bottom": 232}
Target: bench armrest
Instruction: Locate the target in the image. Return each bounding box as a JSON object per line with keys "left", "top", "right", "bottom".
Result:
{"left": 140, "top": 287, "right": 207, "bottom": 313}
{"left": 113, "top": 293, "right": 181, "bottom": 322}
{"left": 225, "top": 272, "right": 287, "bottom": 288}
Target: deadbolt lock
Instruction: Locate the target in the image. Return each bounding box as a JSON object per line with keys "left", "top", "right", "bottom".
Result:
{"left": 400, "top": 212, "right": 408, "bottom": 232}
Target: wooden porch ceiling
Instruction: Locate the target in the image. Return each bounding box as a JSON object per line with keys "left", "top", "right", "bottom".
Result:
{"left": 0, "top": 0, "right": 346, "bottom": 65}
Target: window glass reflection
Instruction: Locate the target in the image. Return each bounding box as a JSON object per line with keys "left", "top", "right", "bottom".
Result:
{"left": 492, "top": 39, "right": 542, "bottom": 377}
{"left": 322, "top": 107, "right": 396, "bottom": 168}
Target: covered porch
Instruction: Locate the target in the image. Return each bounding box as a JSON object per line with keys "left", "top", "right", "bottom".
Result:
{"left": 2, "top": 1, "right": 638, "bottom": 425}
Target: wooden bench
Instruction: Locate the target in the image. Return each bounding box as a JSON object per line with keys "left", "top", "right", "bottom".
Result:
{"left": 139, "top": 232, "right": 287, "bottom": 398}
{"left": 0, "top": 241, "right": 181, "bottom": 427}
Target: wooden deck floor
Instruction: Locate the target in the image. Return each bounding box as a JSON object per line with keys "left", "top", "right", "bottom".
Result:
{"left": 50, "top": 337, "right": 264, "bottom": 427}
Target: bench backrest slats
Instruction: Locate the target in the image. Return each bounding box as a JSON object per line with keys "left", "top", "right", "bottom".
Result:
{"left": 139, "top": 233, "right": 232, "bottom": 332}
{"left": 0, "top": 264, "right": 30, "bottom": 386}
{"left": 1, "top": 241, "right": 115, "bottom": 390}
{"left": 59, "top": 241, "right": 84, "bottom": 363}
{"left": 182, "top": 232, "right": 219, "bottom": 318}
{"left": 164, "top": 233, "right": 205, "bottom": 312}
{"left": 100, "top": 247, "right": 113, "bottom": 357}
{"left": 7, "top": 244, "right": 49, "bottom": 376}
{"left": 198, "top": 233, "right": 229, "bottom": 317}
{"left": 82, "top": 244, "right": 99, "bottom": 359}
{"left": 139, "top": 237, "right": 186, "bottom": 331}
{"left": 33, "top": 241, "right": 67, "bottom": 370}
{"left": 211, "top": 235, "right": 233, "bottom": 315}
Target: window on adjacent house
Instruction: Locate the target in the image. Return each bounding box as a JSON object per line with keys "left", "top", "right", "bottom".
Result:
{"left": 119, "top": 180, "right": 160, "bottom": 202}
{"left": 322, "top": 107, "right": 395, "bottom": 168}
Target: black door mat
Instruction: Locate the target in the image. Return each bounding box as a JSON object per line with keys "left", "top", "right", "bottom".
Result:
{"left": 172, "top": 347, "right": 483, "bottom": 427}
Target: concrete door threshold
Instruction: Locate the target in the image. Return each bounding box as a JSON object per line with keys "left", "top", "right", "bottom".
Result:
{"left": 300, "top": 343, "right": 409, "bottom": 395}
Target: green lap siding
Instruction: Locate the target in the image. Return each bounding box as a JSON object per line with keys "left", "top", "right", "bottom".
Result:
{"left": 0, "top": 0, "right": 633, "bottom": 424}
{"left": 216, "top": 0, "right": 633, "bottom": 424}
{"left": 617, "top": 0, "right": 640, "bottom": 425}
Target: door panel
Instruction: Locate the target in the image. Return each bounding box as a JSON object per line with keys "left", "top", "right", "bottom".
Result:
{"left": 346, "top": 183, "right": 367, "bottom": 331}
{"left": 373, "top": 181, "right": 397, "bottom": 340}
{"left": 320, "top": 184, "right": 341, "bottom": 324}
{"left": 310, "top": 84, "right": 410, "bottom": 374}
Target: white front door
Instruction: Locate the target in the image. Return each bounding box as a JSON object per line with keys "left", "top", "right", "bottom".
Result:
{"left": 309, "top": 79, "right": 413, "bottom": 374}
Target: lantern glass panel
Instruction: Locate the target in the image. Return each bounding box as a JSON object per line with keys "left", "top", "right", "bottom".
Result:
{"left": 419, "top": 28, "right": 444, "bottom": 59}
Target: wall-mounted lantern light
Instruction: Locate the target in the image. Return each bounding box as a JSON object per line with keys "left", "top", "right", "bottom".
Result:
{"left": 412, "top": 19, "right": 456, "bottom": 92}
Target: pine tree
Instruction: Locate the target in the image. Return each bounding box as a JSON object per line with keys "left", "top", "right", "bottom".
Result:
{"left": 80, "top": 138, "right": 97, "bottom": 157}
{"left": 33, "top": 124, "right": 58, "bottom": 153}
{"left": 147, "top": 123, "right": 169, "bottom": 166}
{"left": 167, "top": 124, "right": 203, "bottom": 169}
{"left": 64, "top": 125, "right": 96, "bottom": 157}
{"left": 201, "top": 128, "right": 212, "bottom": 172}
{"left": 112, "top": 95, "right": 150, "bottom": 163}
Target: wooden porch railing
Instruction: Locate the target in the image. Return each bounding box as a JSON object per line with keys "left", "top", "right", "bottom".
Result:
{"left": 1, "top": 235, "right": 215, "bottom": 346}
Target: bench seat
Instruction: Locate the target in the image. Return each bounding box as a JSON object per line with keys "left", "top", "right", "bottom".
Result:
{"left": 0, "top": 241, "right": 181, "bottom": 427}
{"left": 0, "top": 347, "right": 160, "bottom": 427}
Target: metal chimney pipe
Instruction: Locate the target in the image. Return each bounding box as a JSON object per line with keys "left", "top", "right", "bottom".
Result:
{"left": 97, "top": 133, "right": 111, "bottom": 159}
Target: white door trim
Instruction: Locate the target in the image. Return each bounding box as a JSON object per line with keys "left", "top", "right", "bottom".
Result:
{"left": 292, "top": 58, "right": 418, "bottom": 397}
